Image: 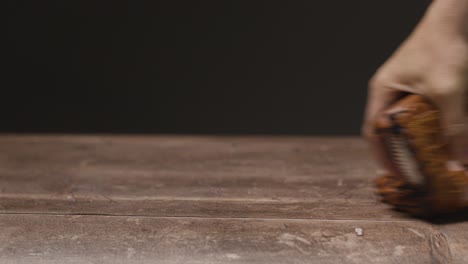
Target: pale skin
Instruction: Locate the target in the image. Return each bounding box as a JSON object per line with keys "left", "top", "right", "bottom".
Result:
{"left": 363, "top": 0, "right": 468, "bottom": 169}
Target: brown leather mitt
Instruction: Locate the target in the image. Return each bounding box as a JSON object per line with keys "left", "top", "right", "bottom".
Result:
{"left": 374, "top": 94, "right": 468, "bottom": 215}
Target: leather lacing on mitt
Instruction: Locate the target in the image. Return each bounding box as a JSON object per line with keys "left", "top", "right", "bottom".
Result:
{"left": 373, "top": 94, "right": 468, "bottom": 216}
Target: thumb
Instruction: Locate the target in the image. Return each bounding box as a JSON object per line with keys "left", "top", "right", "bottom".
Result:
{"left": 363, "top": 77, "right": 405, "bottom": 173}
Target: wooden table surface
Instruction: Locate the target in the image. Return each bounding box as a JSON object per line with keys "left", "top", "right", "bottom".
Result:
{"left": 1, "top": 135, "right": 467, "bottom": 264}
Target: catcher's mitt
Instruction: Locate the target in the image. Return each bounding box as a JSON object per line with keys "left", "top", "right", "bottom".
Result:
{"left": 373, "top": 94, "right": 468, "bottom": 215}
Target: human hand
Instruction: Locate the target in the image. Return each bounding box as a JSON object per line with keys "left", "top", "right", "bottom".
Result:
{"left": 363, "top": 0, "right": 468, "bottom": 170}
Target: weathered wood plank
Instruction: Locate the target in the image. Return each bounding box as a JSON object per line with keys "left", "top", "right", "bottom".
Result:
{"left": 0, "top": 136, "right": 388, "bottom": 219}
{"left": 0, "top": 196, "right": 397, "bottom": 220}
{"left": 0, "top": 136, "right": 374, "bottom": 200}
{"left": 3, "top": 135, "right": 468, "bottom": 264}
{"left": 0, "top": 214, "right": 437, "bottom": 264}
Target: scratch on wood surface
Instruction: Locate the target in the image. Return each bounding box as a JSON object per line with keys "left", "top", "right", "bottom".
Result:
{"left": 407, "top": 228, "right": 425, "bottom": 239}
{"left": 430, "top": 233, "right": 452, "bottom": 264}
{"left": 393, "top": 245, "right": 405, "bottom": 256}
{"left": 99, "top": 193, "right": 115, "bottom": 203}
{"left": 225, "top": 253, "right": 241, "bottom": 260}
{"left": 277, "top": 233, "right": 312, "bottom": 255}
{"left": 337, "top": 179, "right": 343, "bottom": 187}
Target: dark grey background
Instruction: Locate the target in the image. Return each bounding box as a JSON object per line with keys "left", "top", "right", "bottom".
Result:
{"left": 4, "top": 1, "right": 430, "bottom": 134}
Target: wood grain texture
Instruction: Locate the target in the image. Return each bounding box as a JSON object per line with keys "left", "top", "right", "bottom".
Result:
{"left": 0, "top": 214, "right": 435, "bottom": 264}
{"left": 0, "top": 135, "right": 385, "bottom": 219}
{"left": 1, "top": 135, "right": 468, "bottom": 263}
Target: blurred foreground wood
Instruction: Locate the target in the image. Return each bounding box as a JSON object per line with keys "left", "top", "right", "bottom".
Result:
{"left": 0, "top": 135, "right": 467, "bottom": 264}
